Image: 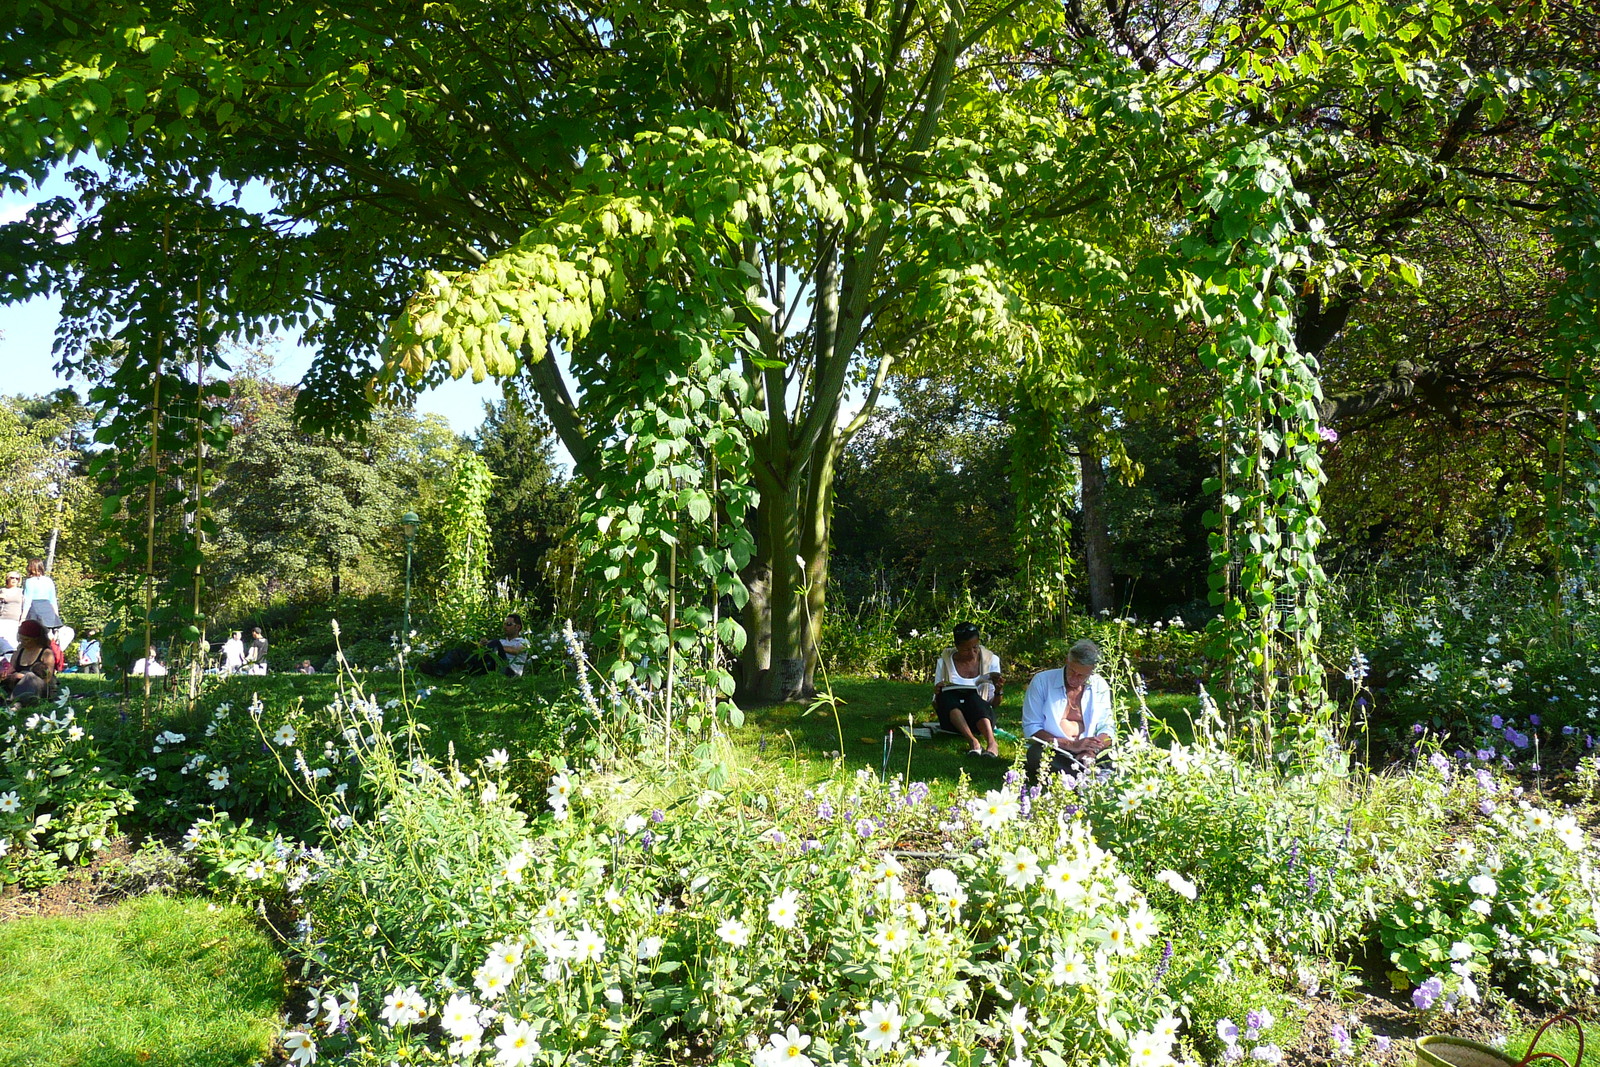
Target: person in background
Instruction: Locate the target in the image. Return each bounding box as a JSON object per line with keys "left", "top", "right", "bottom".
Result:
{"left": 221, "top": 631, "right": 246, "bottom": 673}
{"left": 130, "top": 647, "right": 168, "bottom": 678}
{"left": 245, "top": 626, "right": 269, "bottom": 674}
{"left": 0, "top": 572, "right": 22, "bottom": 648}
{"left": 76, "top": 629, "right": 102, "bottom": 674}
{"left": 476, "top": 614, "right": 531, "bottom": 676}
{"left": 296, "top": 659, "right": 316, "bottom": 674}
{"left": 20, "top": 558, "right": 62, "bottom": 630}
{"left": 1021, "top": 638, "right": 1115, "bottom": 784}
{"left": 932, "top": 621, "right": 1005, "bottom": 758}
{"left": 2, "top": 619, "right": 58, "bottom": 703}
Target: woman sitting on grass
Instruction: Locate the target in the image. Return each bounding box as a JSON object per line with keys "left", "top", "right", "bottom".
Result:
{"left": 2, "top": 619, "right": 58, "bottom": 704}
{"left": 932, "top": 621, "right": 1004, "bottom": 758}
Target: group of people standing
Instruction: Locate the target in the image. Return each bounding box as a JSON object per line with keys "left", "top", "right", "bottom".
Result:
{"left": 0, "top": 558, "right": 77, "bottom": 703}
{"left": 219, "top": 627, "right": 270, "bottom": 675}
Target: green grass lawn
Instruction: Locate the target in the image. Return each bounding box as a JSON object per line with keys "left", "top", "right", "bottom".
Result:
{"left": 0, "top": 895, "right": 285, "bottom": 1067}
{"left": 68, "top": 666, "right": 1198, "bottom": 794}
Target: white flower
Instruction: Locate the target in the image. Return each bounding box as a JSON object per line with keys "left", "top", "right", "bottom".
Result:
{"left": 969, "top": 788, "right": 1019, "bottom": 831}
{"left": 547, "top": 773, "right": 572, "bottom": 808}
{"left": 868, "top": 921, "right": 911, "bottom": 956}
{"left": 1468, "top": 874, "right": 1497, "bottom": 897}
{"left": 925, "top": 868, "right": 961, "bottom": 898}
{"left": 1450, "top": 839, "right": 1475, "bottom": 862}
{"left": 206, "top": 767, "right": 231, "bottom": 790}
{"left": 0, "top": 792, "right": 20, "bottom": 814}
{"left": 486, "top": 939, "right": 525, "bottom": 975}
{"left": 716, "top": 918, "right": 751, "bottom": 948}
{"left": 1553, "top": 816, "right": 1585, "bottom": 852}
{"left": 1449, "top": 941, "right": 1474, "bottom": 961}
{"left": 1124, "top": 904, "right": 1159, "bottom": 949}
{"left": 768, "top": 888, "right": 802, "bottom": 929}
{"left": 998, "top": 846, "right": 1042, "bottom": 889}
{"left": 623, "top": 813, "right": 647, "bottom": 834}
{"left": 637, "top": 935, "right": 664, "bottom": 959}
{"left": 1155, "top": 869, "right": 1197, "bottom": 900}
{"left": 909, "top": 1050, "right": 951, "bottom": 1067}
{"left": 856, "top": 1000, "right": 905, "bottom": 1054}
{"left": 481, "top": 782, "right": 500, "bottom": 805}
{"left": 1418, "top": 662, "right": 1441, "bottom": 683}
{"left": 484, "top": 748, "right": 509, "bottom": 770}
{"left": 243, "top": 859, "right": 267, "bottom": 880}
{"left": 1524, "top": 808, "right": 1553, "bottom": 833}
{"left": 1128, "top": 1030, "right": 1176, "bottom": 1067}
{"left": 1526, "top": 895, "right": 1553, "bottom": 920}
{"left": 379, "top": 986, "right": 429, "bottom": 1028}
{"left": 756, "top": 1025, "right": 815, "bottom": 1067}
{"left": 494, "top": 1017, "right": 542, "bottom": 1067}
{"left": 273, "top": 724, "right": 297, "bottom": 747}
{"left": 474, "top": 966, "right": 511, "bottom": 1001}
{"left": 1469, "top": 898, "right": 1493, "bottom": 917}
{"left": 1050, "top": 949, "right": 1090, "bottom": 986}
{"left": 1042, "top": 858, "right": 1091, "bottom": 904}
{"left": 282, "top": 1030, "right": 318, "bottom": 1066}
{"left": 440, "top": 994, "right": 484, "bottom": 1039}
{"left": 1492, "top": 677, "right": 1513, "bottom": 695}
{"left": 572, "top": 925, "right": 606, "bottom": 963}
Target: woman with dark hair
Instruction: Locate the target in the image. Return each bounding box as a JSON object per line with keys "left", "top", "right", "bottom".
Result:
{"left": 932, "top": 621, "right": 1004, "bottom": 757}
{"left": 2, "top": 619, "right": 58, "bottom": 704}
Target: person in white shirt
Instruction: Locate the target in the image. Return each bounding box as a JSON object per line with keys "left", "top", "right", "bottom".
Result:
{"left": 221, "top": 632, "right": 246, "bottom": 673}
{"left": 20, "top": 558, "right": 62, "bottom": 629}
{"left": 131, "top": 648, "right": 168, "bottom": 678}
{"left": 932, "top": 621, "right": 1005, "bottom": 757}
{"left": 478, "top": 614, "right": 531, "bottom": 676}
{"left": 1021, "top": 638, "right": 1115, "bottom": 783}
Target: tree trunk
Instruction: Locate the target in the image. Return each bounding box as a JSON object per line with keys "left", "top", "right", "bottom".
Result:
{"left": 1079, "top": 437, "right": 1114, "bottom": 617}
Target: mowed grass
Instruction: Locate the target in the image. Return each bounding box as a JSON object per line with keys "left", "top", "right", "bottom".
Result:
{"left": 0, "top": 895, "right": 285, "bottom": 1067}
{"left": 71, "top": 667, "right": 1198, "bottom": 794}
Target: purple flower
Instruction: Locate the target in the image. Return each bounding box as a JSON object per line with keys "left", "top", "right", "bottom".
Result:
{"left": 1246, "top": 1009, "right": 1267, "bottom": 1031}
{"left": 769, "top": 829, "right": 787, "bottom": 845}
{"left": 1003, "top": 769, "right": 1020, "bottom": 786}
{"left": 1475, "top": 769, "right": 1496, "bottom": 792}
{"left": 1475, "top": 747, "right": 1495, "bottom": 761}
{"left": 816, "top": 802, "right": 834, "bottom": 821}
{"left": 1479, "top": 798, "right": 1496, "bottom": 815}
{"left": 1307, "top": 869, "right": 1318, "bottom": 893}
{"left": 1429, "top": 753, "right": 1452, "bottom": 776}
{"left": 1506, "top": 728, "right": 1530, "bottom": 750}
{"left": 1412, "top": 723, "right": 1426, "bottom": 736}
{"left": 801, "top": 838, "right": 821, "bottom": 852}
{"left": 1318, "top": 426, "right": 1339, "bottom": 443}
{"left": 1490, "top": 714, "right": 1504, "bottom": 729}
{"left": 854, "top": 818, "right": 875, "bottom": 839}
{"left": 1412, "top": 976, "right": 1444, "bottom": 1011}
{"left": 650, "top": 808, "right": 665, "bottom": 823}
{"left": 1154, "top": 939, "right": 1174, "bottom": 980}
{"left": 640, "top": 831, "right": 655, "bottom": 849}
{"left": 1563, "top": 725, "right": 1577, "bottom": 736}
{"left": 1375, "top": 1036, "right": 1391, "bottom": 1054}
{"left": 1529, "top": 713, "right": 1541, "bottom": 725}
{"left": 1217, "top": 1019, "right": 1239, "bottom": 1045}
{"left": 1286, "top": 843, "right": 1299, "bottom": 872}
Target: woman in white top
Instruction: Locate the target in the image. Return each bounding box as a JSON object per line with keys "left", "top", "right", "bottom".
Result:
{"left": 20, "top": 558, "right": 62, "bottom": 629}
{"left": 932, "top": 621, "right": 1005, "bottom": 757}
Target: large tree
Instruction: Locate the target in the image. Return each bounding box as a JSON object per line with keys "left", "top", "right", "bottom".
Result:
{"left": 5, "top": 0, "right": 1598, "bottom": 710}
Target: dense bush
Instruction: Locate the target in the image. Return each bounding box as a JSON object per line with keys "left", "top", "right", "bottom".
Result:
{"left": 0, "top": 698, "right": 137, "bottom": 888}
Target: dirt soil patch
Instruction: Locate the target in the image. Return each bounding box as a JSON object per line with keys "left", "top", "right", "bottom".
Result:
{"left": 0, "top": 837, "right": 137, "bottom": 923}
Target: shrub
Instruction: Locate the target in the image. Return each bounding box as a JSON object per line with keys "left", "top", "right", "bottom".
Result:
{"left": 0, "top": 699, "right": 137, "bottom": 888}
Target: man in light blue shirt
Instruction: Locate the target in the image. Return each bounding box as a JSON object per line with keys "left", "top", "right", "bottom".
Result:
{"left": 1021, "top": 638, "right": 1115, "bottom": 782}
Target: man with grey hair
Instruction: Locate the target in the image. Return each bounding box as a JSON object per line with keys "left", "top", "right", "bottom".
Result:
{"left": 1021, "top": 638, "right": 1115, "bottom": 782}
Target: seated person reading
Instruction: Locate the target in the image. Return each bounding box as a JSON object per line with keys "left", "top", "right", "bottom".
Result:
{"left": 1021, "top": 638, "right": 1114, "bottom": 783}
{"left": 932, "top": 621, "right": 1004, "bottom": 757}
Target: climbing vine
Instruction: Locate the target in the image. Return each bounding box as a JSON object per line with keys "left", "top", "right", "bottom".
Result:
{"left": 436, "top": 452, "right": 495, "bottom": 632}
{"left": 1181, "top": 146, "right": 1333, "bottom": 750}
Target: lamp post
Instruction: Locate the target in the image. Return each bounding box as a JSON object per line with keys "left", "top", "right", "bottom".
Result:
{"left": 401, "top": 511, "right": 420, "bottom": 643}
